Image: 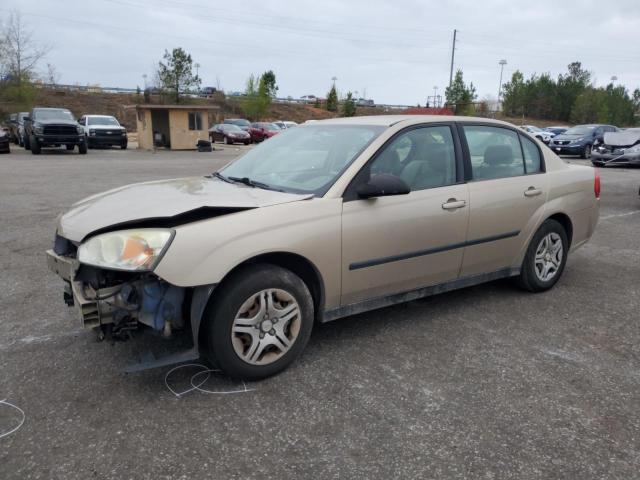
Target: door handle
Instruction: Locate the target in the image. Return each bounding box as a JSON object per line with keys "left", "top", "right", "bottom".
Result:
{"left": 524, "top": 187, "right": 542, "bottom": 197}
{"left": 442, "top": 198, "right": 466, "bottom": 210}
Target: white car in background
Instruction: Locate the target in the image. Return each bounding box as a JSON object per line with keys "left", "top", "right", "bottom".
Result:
{"left": 273, "top": 121, "right": 298, "bottom": 129}
{"left": 521, "top": 125, "right": 554, "bottom": 144}
{"left": 78, "top": 115, "right": 128, "bottom": 149}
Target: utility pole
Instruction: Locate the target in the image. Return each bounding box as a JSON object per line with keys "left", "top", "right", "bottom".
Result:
{"left": 433, "top": 86, "right": 439, "bottom": 107}
{"left": 498, "top": 59, "right": 507, "bottom": 108}
{"left": 448, "top": 29, "right": 457, "bottom": 88}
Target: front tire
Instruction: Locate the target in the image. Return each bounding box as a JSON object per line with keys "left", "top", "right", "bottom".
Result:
{"left": 121, "top": 141, "right": 127, "bottom": 150}
{"left": 581, "top": 144, "right": 592, "bottom": 159}
{"left": 78, "top": 142, "right": 87, "bottom": 154}
{"left": 202, "top": 264, "right": 314, "bottom": 380}
{"left": 516, "top": 219, "right": 568, "bottom": 292}
{"left": 30, "top": 136, "right": 41, "bottom": 154}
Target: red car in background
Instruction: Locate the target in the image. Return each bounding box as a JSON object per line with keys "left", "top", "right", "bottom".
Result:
{"left": 249, "top": 122, "right": 281, "bottom": 142}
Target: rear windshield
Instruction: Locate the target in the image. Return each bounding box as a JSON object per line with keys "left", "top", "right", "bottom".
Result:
{"left": 225, "top": 119, "right": 250, "bottom": 127}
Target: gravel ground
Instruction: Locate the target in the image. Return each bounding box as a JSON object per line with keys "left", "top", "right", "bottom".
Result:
{"left": 1, "top": 144, "right": 639, "bottom": 479}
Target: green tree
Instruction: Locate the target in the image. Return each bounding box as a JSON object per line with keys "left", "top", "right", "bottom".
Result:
{"left": 240, "top": 74, "right": 270, "bottom": 120}
{"left": 157, "top": 47, "right": 201, "bottom": 103}
{"left": 556, "top": 61, "right": 591, "bottom": 121}
{"left": 633, "top": 88, "right": 640, "bottom": 111}
{"left": 501, "top": 70, "right": 526, "bottom": 116}
{"left": 445, "top": 69, "right": 477, "bottom": 115}
{"left": 570, "top": 88, "right": 608, "bottom": 124}
{"left": 326, "top": 85, "right": 338, "bottom": 112}
{"left": 342, "top": 91, "right": 356, "bottom": 117}
{"left": 259, "top": 70, "right": 278, "bottom": 98}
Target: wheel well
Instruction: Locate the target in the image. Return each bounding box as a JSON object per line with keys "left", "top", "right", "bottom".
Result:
{"left": 217, "top": 252, "right": 326, "bottom": 322}
{"left": 547, "top": 213, "right": 573, "bottom": 247}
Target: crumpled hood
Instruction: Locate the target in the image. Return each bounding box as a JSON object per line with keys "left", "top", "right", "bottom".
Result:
{"left": 58, "top": 176, "right": 312, "bottom": 242}
{"left": 603, "top": 130, "right": 640, "bottom": 147}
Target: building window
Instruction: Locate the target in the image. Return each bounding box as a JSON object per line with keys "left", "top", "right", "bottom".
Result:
{"left": 188, "top": 112, "right": 203, "bottom": 131}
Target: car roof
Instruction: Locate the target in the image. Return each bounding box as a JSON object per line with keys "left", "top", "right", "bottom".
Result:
{"left": 308, "top": 115, "right": 517, "bottom": 128}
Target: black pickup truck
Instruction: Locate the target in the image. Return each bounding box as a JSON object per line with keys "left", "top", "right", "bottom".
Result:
{"left": 24, "top": 107, "right": 87, "bottom": 155}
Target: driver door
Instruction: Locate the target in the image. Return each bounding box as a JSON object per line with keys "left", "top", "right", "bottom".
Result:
{"left": 341, "top": 124, "right": 469, "bottom": 305}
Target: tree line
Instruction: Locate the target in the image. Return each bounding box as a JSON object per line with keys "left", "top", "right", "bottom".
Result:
{"left": 501, "top": 62, "right": 640, "bottom": 125}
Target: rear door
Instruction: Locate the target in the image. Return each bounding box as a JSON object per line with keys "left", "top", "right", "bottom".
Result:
{"left": 341, "top": 124, "right": 469, "bottom": 305}
{"left": 458, "top": 124, "right": 548, "bottom": 277}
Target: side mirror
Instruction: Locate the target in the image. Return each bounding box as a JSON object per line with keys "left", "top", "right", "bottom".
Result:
{"left": 357, "top": 173, "right": 410, "bottom": 199}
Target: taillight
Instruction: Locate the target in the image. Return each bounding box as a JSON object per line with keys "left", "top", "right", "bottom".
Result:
{"left": 594, "top": 168, "right": 601, "bottom": 198}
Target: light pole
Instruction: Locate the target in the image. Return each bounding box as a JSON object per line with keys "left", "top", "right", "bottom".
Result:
{"left": 433, "top": 86, "right": 439, "bottom": 107}
{"left": 498, "top": 59, "right": 507, "bottom": 108}
{"left": 142, "top": 74, "right": 147, "bottom": 89}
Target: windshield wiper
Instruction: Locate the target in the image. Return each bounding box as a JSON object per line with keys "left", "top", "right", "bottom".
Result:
{"left": 228, "top": 176, "right": 284, "bottom": 192}
{"left": 212, "top": 171, "right": 234, "bottom": 183}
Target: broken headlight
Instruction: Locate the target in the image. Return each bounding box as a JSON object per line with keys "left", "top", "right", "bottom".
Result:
{"left": 78, "top": 229, "right": 174, "bottom": 271}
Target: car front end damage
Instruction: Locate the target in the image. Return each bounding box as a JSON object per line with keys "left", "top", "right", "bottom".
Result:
{"left": 46, "top": 233, "right": 212, "bottom": 372}
{"left": 592, "top": 131, "right": 640, "bottom": 167}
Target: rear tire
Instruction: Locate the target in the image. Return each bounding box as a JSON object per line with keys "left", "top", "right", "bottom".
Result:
{"left": 30, "top": 136, "right": 41, "bottom": 155}
{"left": 202, "top": 264, "right": 314, "bottom": 380}
{"left": 66, "top": 144, "right": 74, "bottom": 151}
{"left": 516, "top": 219, "right": 568, "bottom": 292}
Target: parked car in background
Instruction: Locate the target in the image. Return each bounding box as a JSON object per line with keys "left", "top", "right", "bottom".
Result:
{"left": 249, "top": 122, "right": 281, "bottom": 142}
{"left": 78, "top": 115, "right": 127, "bottom": 149}
{"left": 223, "top": 118, "right": 252, "bottom": 131}
{"left": 548, "top": 124, "right": 617, "bottom": 159}
{"left": 544, "top": 126, "right": 568, "bottom": 136}
{"left": 45, "top": 115, "right": 600, "bottom": 379}
{"left": 520, "top": 125, "right": 553, "bottom": 144}
{"left": 24, "top": 107, "right": 87, "bottom": 155}
{"left": 591, "top": 128, "right": 640, "bottom": 167}
{"left": 6, "top": 113, "right": 20, "bottom": 144}
{"left": 0, "top": 128, "right": 10, "bottom": 153}
{"left": 16, "top": 111, "right": 29, "bottom": 147}
{"left": 209, "top": 123, "right": 251, "bottom": 145}
{"left": 273, "top": 121, "right": 298, "bottom": 129}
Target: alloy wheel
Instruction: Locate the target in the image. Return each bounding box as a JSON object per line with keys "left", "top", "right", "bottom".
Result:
{"left": 231, "top": 289, "right": 301, "bottom": 365}
{"left": 534, "top": 232, "right": 563, "bottom": 282}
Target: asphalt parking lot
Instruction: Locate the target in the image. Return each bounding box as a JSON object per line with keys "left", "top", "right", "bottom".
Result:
{"left": 1, "top": 145, "right": 639, "bottom": 479}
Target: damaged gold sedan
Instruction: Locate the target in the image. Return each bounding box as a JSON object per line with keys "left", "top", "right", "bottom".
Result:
{"left": 47, "top": 116, "right": 600, "bottom": 379}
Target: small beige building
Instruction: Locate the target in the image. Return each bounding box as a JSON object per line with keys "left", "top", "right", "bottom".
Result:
{"left": 135, "top": 104, "right": 219, "bottom": 150}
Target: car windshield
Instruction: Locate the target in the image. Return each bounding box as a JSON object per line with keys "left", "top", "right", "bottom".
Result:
{"left": 527, "top": 126, "right": 542, "bottom": 132}
{"left": 34, "top": 109, "right": 74, "bottom": 121}
{"left": 88, "top": 116, "right": 119, "bottom": 126}
{"left": 565, "top": 126, "right": 595, "bottom": 135}
{"left": 265, "top": 124, "right": 280, "bottom": 131}
{"left": 222, "top": 124, "right": 242, "bottom": 132}
{"left": 220, "top": 124, "right": 385, "bottom": 195}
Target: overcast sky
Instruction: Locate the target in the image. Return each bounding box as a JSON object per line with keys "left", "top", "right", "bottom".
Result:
{"left": 8, "top": 0, "right": 640, "bottom": 105}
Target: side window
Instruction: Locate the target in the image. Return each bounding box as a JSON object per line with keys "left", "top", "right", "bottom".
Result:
{"left": 368, "top": 126, "right": 456, "bottom": 191}
{"left": 520, "top": 135, "right": 542, "bottom": 174}
{"left": 188, "top": 112, "right": 203, "bottom": 131}
{"left": 463, "top": 126, "right": 525, "bottom": 180}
